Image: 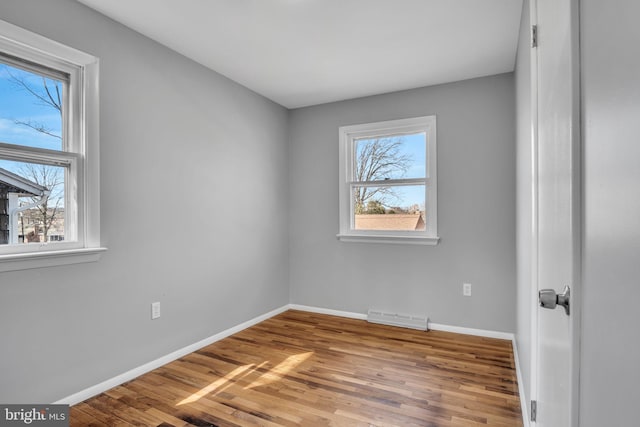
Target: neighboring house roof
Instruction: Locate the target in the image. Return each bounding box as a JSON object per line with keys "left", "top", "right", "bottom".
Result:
{"left": 354, "top": 213, "right": 425, "bottom": 231}
{"left": 0, "top": 168, "right": 47, "bottom": 196}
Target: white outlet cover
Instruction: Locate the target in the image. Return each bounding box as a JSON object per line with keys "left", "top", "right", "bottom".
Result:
{"left": 151, "top": 302, "right": 161, "bottom": 319}
{"left": 463, "top": 283, "right": 472, "bottom": 296}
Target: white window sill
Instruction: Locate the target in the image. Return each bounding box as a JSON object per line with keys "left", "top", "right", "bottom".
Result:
{"left": 337, "top": 234, "right": 440, "bottom": 245}
{"left": 0, "top": 247, "right": 107, "bottom": 273}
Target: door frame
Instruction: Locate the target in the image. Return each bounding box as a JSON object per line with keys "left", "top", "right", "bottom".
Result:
{"left": 529, "top": 0, "right": 582, "bottom": 424}
{"left": 529, "top": 0, "right": 540, "bottom": 420}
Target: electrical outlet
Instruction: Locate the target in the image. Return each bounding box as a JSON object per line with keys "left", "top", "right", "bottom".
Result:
{"left": 463, "top": 283, "right": 472, "bottom": 296}
{"left": 151, "top": 302, "right": 161, "bottom": 319}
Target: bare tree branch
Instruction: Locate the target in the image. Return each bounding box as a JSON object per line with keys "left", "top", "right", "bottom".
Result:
{"left": 353, "top": 137, "right": 412, "bottom": 213}
{"left": 42, "top": 76, "right": 62, "bottom": 111}
{"left": 13, "top": 119, "right": 62, "bottom": 139}
{"left": 18, "top": 162, "right": 64, "bottom": 241}
{"left": 5, "top": 68, "right": 62, "bottom": 113}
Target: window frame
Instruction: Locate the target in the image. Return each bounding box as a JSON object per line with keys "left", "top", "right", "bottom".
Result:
{"left": 337, "top": 116, "right": 439, "bottom": 245}
{"left": 0, "top": 19, "right": 104, "bottom": 271}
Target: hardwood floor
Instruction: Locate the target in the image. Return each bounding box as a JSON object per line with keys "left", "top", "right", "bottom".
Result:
{"left": 71, "top": 310, "right": 523, "bottom": 426}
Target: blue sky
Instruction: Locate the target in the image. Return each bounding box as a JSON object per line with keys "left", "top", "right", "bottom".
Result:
{"left": 0, "top": 63, "right": 63, "bottom": 153}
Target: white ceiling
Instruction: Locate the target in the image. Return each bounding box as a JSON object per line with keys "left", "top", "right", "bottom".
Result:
{"left": 76, "top": 0, "right": 523, "bottom": 109}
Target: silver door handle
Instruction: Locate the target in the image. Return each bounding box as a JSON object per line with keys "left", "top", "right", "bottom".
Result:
{"left": 539, "top": 285, "right": 570, "bottom": 315}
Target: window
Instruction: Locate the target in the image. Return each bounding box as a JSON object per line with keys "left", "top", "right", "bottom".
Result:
{"left": 338, "top": 116, "right": 438, "bottom": 244}
{"left": 0, "top": 19, "right": 103, "bottom": 271}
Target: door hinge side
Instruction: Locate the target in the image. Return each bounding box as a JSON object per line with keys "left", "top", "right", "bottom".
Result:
{"left": 531, "top": 400, "right": 537, "bottom": 422}
{"left": 532, "top": 25, "right": 538, "bottom": 48}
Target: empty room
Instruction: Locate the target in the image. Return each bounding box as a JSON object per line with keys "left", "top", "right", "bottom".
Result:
{"left": 0, "top": 0, "right": 638, "bottom": 426}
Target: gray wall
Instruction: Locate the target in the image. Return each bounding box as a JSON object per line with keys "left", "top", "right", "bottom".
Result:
{"left": 514, "top": 0, "right": 533, "bottom": 418}
{"left": 0, "top": 0, "right": 290, "bottom": 403}
{"left": 580, "top": 0, "right": 640, "bottom": 424}
{"left": 288, "top": 74, "right": 517, "bottom": 332}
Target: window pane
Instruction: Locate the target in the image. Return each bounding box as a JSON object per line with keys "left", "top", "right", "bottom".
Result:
{"left": 0, "top": 62, "right": 64, "bottom": 151}
{"left": 0, "top": 159, "right": 66, "bottom": 244}
{"left": 352, "top": 185, "right": 426, "bottom": 231}
{"left": 354, "top": 132, "right": 426, "bottom": 181}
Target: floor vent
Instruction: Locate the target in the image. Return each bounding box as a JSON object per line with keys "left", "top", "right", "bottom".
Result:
{"left": 367, "top": 309, "right": 428, "bottom": 331}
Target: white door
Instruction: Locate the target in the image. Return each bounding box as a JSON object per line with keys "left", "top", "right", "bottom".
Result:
{"left": 533, "top": 0, "right": 580, "bottom": 425}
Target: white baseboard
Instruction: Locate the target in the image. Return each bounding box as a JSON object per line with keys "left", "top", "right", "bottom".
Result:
{"left": 512, "top": 337, "right": 531, "bottom": 427}
{"left": 427, "top": 322, "right": 514, "bottom": 341}
{"left": 290, "top": 304, "right": 514, "bottom": 340}
{"left": 56, "top": 300, "right": 527, "bottom": 427}
{"left": 288, "top": 304, "right": 367, "bottom": 320}
{"left": 54, "top": 304, "right": 289, "bottom": 406}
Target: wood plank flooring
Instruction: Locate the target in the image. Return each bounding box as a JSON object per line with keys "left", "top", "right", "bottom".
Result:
{"left": 71, "top": 310, "right": 523, "bottom": 426}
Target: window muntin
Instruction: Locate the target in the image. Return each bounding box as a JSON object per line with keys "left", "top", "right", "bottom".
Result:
{"left": 338, "top": 116, "right": 438, "bottom": 244}
{"left": 0, "top": 18, "right": 101, "bottom": 264}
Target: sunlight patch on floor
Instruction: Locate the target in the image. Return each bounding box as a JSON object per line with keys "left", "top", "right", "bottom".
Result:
{"left": 176, "top": 363, "right": 257, "bottom": 405}
{"left": 245, "top": 351, "right": 313, "bottom": 389}
{"left": 176, "top": 351, "right": 314, "bottom": 405}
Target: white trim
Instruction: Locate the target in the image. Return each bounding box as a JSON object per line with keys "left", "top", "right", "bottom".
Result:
{"left": 55, "top": 305, "right": 290, "bottom": 406}
{"left": 427, "top": 322, "right": 514, "bottom": 340}
{"left": 291, "top": 304, "right": 514, "bottom": 340}
{"left": 288, "top": 304, "right": 368, "bottom": 320}
{"left": 82, "top": 59, "right": 100, "bottom": 249}
{"left": 0, "top": 19, "right": 96, "bottom": 66}
{"left": 529, "top": 0, "right": 540, "bottom": 417}
{"left": 0, "top": 247, "right": 107, "bottom": 272}
{"left": 513, "top": 337, "right": 531, "bottom": 427}
{"left": 336, "top": 233, "right": 440, "bottom": 245}
{"left": 338, "top": 115, "right": 438, "bottom": 244}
